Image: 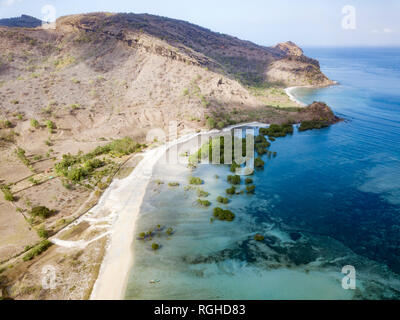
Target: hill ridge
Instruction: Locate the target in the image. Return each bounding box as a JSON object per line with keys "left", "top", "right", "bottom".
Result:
{"left": 53, "top": 12, "right": 331, "bottom": 87}
{"left": 0, "top": 14, "right": 42, "bottom": 28}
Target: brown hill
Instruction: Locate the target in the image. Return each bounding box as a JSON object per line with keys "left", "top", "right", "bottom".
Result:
{"left": 56, "top": 12, "right": 332, "bottom": 86}
{"left": 0, "top": 12, "right": 335, "bottom": 141}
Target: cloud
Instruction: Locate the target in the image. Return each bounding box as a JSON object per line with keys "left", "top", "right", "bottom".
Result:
{"left": 1, "top": 0, "right": 22, "bottom": 7}
{"left": 383, "top": 28, "right": 393, "bottom": 33}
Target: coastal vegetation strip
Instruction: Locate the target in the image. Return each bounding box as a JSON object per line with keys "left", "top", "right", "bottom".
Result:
{"left": 54, "top": 137, "right": 145, "bottom": 187}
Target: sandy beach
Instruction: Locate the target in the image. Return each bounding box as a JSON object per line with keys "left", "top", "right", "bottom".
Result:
{"left": 285, "top": 82, "right": 339, "bottom": 107}
{"left": 89, "top": 131, "right": 204, "bottom": 300}
{"left": 284, "top": 87, "right": 307, "bottom": 106}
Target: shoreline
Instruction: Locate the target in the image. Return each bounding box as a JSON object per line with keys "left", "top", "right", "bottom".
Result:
{"left": 285, "top": 81, "right": 339, "bottom": 107}
{"left": 284, "top": 86, "right": 308, "bottom": 106}
{"left": 89, "top": 132, "right": 201, "bottom": 300}
{"left": 90, "top": 122, "right": 270, "bottom": 300}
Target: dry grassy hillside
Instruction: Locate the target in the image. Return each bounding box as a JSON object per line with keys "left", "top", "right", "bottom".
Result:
{"left": 0, "top": 12, "right": 338, "bottom": 300}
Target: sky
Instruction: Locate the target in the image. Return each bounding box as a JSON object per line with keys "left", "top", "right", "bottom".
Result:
{"left": 0, "top": 0, "right": 399, "bottom": 47}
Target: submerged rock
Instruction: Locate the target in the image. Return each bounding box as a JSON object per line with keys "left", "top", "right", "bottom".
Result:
{"left": 287, "top": 243, "right": 318, "bottom": 266}
{"left": 289, "top": 232, "right": 302, "bottom": 241}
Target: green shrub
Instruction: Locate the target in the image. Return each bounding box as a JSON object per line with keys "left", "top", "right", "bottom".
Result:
{"left": 168, "top": 182, "right": 180, "bottom": 187}
{"left": 22, "top": 240, "right": 52, "bottom": 261}
{"left": 217, "top": 196, "right": 229, "bottom": 204}
{"left": 206, "top": 117, "right": 216, "bottom": 129}
{"left": 256, "top": 140, "right": 271, "bottom": 148}
{"left": 213, "top": 207, "right": 235, "bottom": 222}
{"left": 83, "top": 137, "right": 142, "bottom": 158}
{"left": 83, "top": 159, "right": 104, "bottom": 171}
{"left": 46, "top": 120, "right": 56, "bottom": 130}
{"left": 67, "top": 167, "right": 87, "bottom": 182}
{"left": 54, "top": 143, "right": 124, "bottom": 183}
{"left": 30, "top": 206, "right": 53, "bottom": 219}
{"left": 254, "top": 157, "right": 265, "bottom": 168}
{"left": 245, "top": 178, "right": 253, "bottom": 185}
{"left": 1, "top": 186, "right": 14, "bottom": 202}
{"left": 97, "top": 182, "right": 108, "bottom": 190}
{"left": 166, "top": 228, "right": 174, "bottom": 236}
{"left": 201, "top": 96, "right": 211, "bottom": 108}
{"left": 33, "top": 155, "right": 42, "bottom": 161}
{"left": 29, "top": 177, "right": 39, "bottom": 185}
{"left": 189, "top": 135, "right": 250, "bottom": 166}
{"left": 138, "top": 232, "right": 146, "bottom": 239}
{"left": 254, "top": 234, "right": 265, "bottom": 241}
{"left": 230, "top": 161, "right": 240, "bottom": 173}
{"left": 55, "top": 155, "right": 81, "bottom": 178}
{"left": 197, "top": 189, "right": 210, "bottom": 197}
{"left": 226, "top": 186, "right": 236, "bottom": 195}
{"left": 152, "top": 243, "right": 160, "bottom": 251}
{"left": 37, "top": 226, "right": 49, "bottom": 238}
{"left": 227, "top": 175, "right": 241, "bottom": 185}
{"left": 197, "top": 199, "right": 211, "bottom": 207}
{"left": 256, "top": 146, "right": 267, "bottom": 155}
{"left": 246, "top": 185, "right": 256, "bottom": 194}
{"left": 15, "top": 147, "right": 30, "bottom": 166}
{"left": 0, "top": 119, "right": 12, "bottom": 128}
{"left": 255, "top": 135, "right": 267, "bottom": 144}
{"left": 105, "top": 137, "right": 144, "bottom": 156}
{"left": 260, "top": 124, "right": 293, "bottom": 138}
{"left": 217, "top": 121, "right": 225, "bottom": 130}
{"left": 139, "top": 232, "right": 146, "bottom": 240}
{"left": 299, "top": 120, "right": 329, "bottom": 131}
{"left": 189, "top": 176, "right": 203, "bottom": 185}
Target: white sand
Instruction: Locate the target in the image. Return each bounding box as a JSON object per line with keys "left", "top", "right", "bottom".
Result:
{"left": 90, "top": 132, "right": 202, "bottom": 300}
{"left": 285, "top": 81, "right": 339, "bottom": 107}
{"left": 284, "top": 86, "right": 307, "bottom": 106}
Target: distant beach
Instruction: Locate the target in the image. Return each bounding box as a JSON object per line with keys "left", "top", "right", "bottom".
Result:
{"left": 285, "top": 87, "right": 307, "bottom": 106}
{"left": 285, "top": 82, "right": 339, "bottom": 107}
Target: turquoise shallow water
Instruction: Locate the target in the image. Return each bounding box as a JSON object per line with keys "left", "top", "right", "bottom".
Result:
{"left": 125, "top": 47, "right": 400, "bottom": 300}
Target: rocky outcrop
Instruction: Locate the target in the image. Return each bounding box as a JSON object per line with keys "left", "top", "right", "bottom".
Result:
{"left": 300, "top": 102, "right": 341, "bottom": 124}
{"left": 266, "top": 42, "right": 333, "bottom": 86}
{"left": 275, "top": 41, "right": 304, "bottom": 57}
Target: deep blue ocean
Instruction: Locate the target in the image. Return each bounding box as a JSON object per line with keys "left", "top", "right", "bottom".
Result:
{"left": 126, "top": 47, "right": 400, "bottom": 300}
